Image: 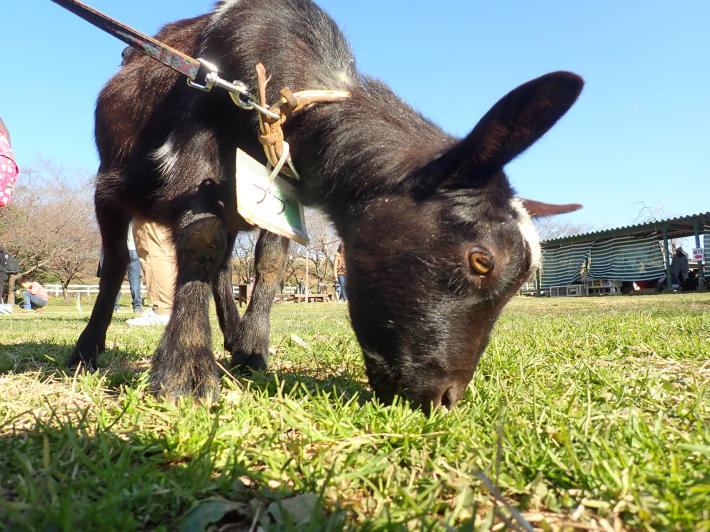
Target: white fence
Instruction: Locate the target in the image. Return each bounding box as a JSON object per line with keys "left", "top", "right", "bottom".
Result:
{"left": 44, "top": 284, "right": 243, "bottom": 299}
{"left": 44, "top": 284, "right": 146, "bottom": 298}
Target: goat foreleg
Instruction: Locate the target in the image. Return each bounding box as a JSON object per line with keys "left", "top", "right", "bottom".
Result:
{"left": 68, "top": 204, "right": 130, "bottom": 370}
{"left": 231, "top": 229, "right": 289, "bottom": 372}
{"left": 150, "top": 213, "right": 228, "bottom": 400}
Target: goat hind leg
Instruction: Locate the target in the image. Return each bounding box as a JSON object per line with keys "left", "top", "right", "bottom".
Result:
{"left": 231, "top": 230, "right": 289, "bottom": 372}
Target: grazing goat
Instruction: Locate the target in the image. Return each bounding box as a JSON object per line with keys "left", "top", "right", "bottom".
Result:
{"left": 69, "top": 0, "right": 582, "bottom": 412}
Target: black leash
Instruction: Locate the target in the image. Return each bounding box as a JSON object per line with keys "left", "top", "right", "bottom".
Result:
{"left": 49, "top": 0, "right": 349, "bottom": 179}
{"left": 49, "top": 0, "right": 280, "bottom": 117}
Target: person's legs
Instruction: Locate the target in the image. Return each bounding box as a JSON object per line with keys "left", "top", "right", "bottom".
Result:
{"left": 127, "top": 249, "right": 142, "bottom": 313}
{"left": 338, "top": 274, "right": 348, "bottom": 302}
{"left": 22, "top": 290, "right": 31, "bottom": 309}
{"left": 0, "top": 271, "right": 7, "bottom": 302}
{"left": 23, "top": 291, "right": 47, "bottom": 310}
{"left": 137, "top": 220, "right": 175, "bottom": 315}
{"left": 129, "top": 219, "right": 176, "bottom": 326}
{"left": 31, "top": 294, "right": 47, "bottom": 309}
{"left": 133, "top": 219, "right": 156, "bottom": 310}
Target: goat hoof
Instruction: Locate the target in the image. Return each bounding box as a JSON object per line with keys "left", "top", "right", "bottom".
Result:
{"left": 152, "top": 377, "right": 220, "bottom": 403}
{"left": 231, "top": 349, "right": 269, "bottom": 373}
{"left": 229, "top": 325, "right": 270, "bottom": 373}
{"left": 150, "top": 363, "right": 219, "bottom": 402}
{"left": 67, "top": 348, "right": 98, "bottom": 372}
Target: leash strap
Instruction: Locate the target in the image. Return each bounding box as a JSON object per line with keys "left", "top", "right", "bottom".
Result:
{"left": 50, "top": 0, "right": 350, "bottom": 177}
{"left": 49, "top": 0, "right": 273, "bottom": 115}
{"left": 50, "top": 0, "right": 202, "bottom": 81}
{"left": 52, "top": 0, "right": 298, "bottom": 119}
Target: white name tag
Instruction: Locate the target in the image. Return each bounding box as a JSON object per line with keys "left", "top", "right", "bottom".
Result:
{"left": 235, "top": 149, "right": 309, "bottom": 245}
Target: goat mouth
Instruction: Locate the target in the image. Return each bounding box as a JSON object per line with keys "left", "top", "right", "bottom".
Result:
{"left": 365, "top": 364, "right": 466, "bottom": 412}
{"left": 361, "top": 350, "right": 400, "bottom": 402}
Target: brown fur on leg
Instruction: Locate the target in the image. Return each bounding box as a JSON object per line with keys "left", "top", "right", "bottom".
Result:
{"left": 150, "top": 215, "right": 228, "bottom": 400}
{"left": 231, "top": 230, "right": 289, "bottom": 372}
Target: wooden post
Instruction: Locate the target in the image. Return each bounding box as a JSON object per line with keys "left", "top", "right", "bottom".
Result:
{"left": 662, "top": 226, "right": 672, "bottom": 291}
{"left": 305, "top": 251, "right": 309, "bottom": 303}
{"left": 535, "top": 268, "right": 541, "bottom": 296}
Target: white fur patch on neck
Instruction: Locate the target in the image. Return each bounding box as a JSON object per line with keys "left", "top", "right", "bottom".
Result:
{"left": 150, "top": 134, "right": 179, "bottom": 177}
{"left": 511, "top": 198, "right": 541, "bottom": 270}
{"left": 208, "top": 0, "right": 243, "bottom": 33}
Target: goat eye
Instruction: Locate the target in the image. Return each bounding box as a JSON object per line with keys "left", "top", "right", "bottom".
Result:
{"left": 467, "top": 246, "right": 495, "bottom": 275}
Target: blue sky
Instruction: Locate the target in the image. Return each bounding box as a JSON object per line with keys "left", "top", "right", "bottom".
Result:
{"left": 2, "top": 1, "right": 708, "bottom": 233}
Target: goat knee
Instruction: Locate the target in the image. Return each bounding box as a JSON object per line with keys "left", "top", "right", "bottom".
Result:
{"left": 176, "top": 216, "right": 228, "bottom": 281}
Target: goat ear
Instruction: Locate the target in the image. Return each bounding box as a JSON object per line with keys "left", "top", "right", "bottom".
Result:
{"left": 432, "top": 72, "right": 583, "bottom": 187}
{"left": 519, "top": 199, "right": 582, "bottom": 218}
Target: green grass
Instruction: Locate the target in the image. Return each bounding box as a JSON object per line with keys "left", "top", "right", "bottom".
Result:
{"left": 1, "top": 294, "right": 708, "bottom": 530}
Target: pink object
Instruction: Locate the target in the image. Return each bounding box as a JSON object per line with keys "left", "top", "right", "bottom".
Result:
{"left": 0, "top": 131, "right": 18, "bottom": 207}
{"left": 27, "top": 282, "right": 49, "bottom": 302}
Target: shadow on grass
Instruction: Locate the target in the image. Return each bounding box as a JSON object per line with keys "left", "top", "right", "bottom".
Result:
{"left": 2, "top": 305, "right": 371, "bottom": 397}
{"left": 2, "top": 340, "right": 369, "bottom": 397}
{"left": 239, "top": 366, "right": 372, "bottom": 407}
{"left": 1, "top": 318, "right": 382, "bottom": 528}
{"left": 0, "top": 415, "right": 346, "bottom": 530}
{"left": 1, "top": 345, "right": 359, "bottom": 529}
{"left": 0, "top": 340, "right": 153, "bottom": 388}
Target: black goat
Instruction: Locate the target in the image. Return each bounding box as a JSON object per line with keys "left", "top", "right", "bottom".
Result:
{"left": 69, "top": 0, "right": 582, "bottom": 412}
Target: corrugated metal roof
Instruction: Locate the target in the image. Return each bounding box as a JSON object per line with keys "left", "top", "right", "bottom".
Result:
{"left": 542, "top": 212, "right": 709, "bottom": 247}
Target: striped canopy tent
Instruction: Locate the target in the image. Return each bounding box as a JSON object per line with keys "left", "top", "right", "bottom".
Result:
{"left": 587, "top": 233, "right": 666, "bottom": 281}
{"left": 540, "top": 242, "right": 589, "bottom": 289}
{"left": 538, "top": 212, "right": 709, "bottom": 291}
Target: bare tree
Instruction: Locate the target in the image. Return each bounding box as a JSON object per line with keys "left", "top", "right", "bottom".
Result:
{"left": 535, "top": 218, "right": 590, "bottom": 241}
{"left": 50, "top": 238, "right": 100, "bottom": 302}
{"left": 633, "top": 201, "right": 671, "bottom": 225}
{"left": 226, "top": 211, "right": 339, "bottom": 291}
{"left": 633, "top": 202, "right": 687, "bottom": 252}
{"left": 303, "top": 209, "right": 340, "bottom": 290}
{"left": 283, "top": 246, "right": 305, "bottom": 287}
{"left": 0, "top": 158, "right": 100, "bottom": 303}
{"left": 231, "top": 229, "right": 258, "bottom": 284}
{"left": 268, "top": 210, "right": 341, "bottom": 292}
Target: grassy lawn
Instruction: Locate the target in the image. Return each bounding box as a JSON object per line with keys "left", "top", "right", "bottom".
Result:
{"left": 1, "top": 294, "right": 708, "bottom": 530}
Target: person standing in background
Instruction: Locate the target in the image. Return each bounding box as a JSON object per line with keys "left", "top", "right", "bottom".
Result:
{"left": 670, "top": 247, "right": 689, "bottom": 290}
{"left": 0, "top": 247, "right": 20, "bottom": 302}
{"left": 127, "top": 219, "right": 176, "bottom": 326}
{"left": 121, "top": 222, "right": 143, "bottom": 314}
{"left": 334, "top": 242, "right": 347, "bottom": 303}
